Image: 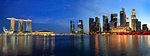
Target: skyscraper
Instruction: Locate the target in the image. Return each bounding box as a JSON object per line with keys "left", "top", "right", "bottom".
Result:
{"left": 132, "top": 19, "right": 138, "bottom": 31}
{"left": 110, "top": 13, "right": 118, "bottom": 30}
{"left": 131, "top": 9, "right": 138, "bottom": 31}
{"left": 26, "top": 20, "right": 32, "bottom": 32}
{"left": 10, "top": 17, "right": 16, "bottom": 31}
{"left": 137, "top": 21, "right": 141, "bottom": 31}
{"left": 18, "top": 19, "right": 24, "bottom": 32}
{"left": 95, "top": 17, "right": 101, "bottom": 33}
{"left": 78, "top": 20, "right": 84, "bottom": 34}
{"left": 103, "top": 15, "right": 109, "bottom": 32}
{"left": 131, "top": 9, "right": 136, "bottom": 19}
{"left": 125, "top": 17, "right": 129, "bottom": 27}
{"left": 142, "top": 24, "right": 148, "bottom": 31}
{"left": 70, "top": 20, "right": 75, "bottom": 34}
{"left": 120, "top": 8, "right": 126, "bottom": 27}
{"left": 89, "top": 18, "right": 95, "bottom": 34}
{"left": 89, "top": 17, "right": 101, "bottom": 34}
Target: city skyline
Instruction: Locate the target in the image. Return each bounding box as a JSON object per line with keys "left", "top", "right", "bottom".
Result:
{"left": 3, "top": 7, "right": 148, "bottom": 34}
{"left": 0, "top": 0, "right": 150, "bottom": 33}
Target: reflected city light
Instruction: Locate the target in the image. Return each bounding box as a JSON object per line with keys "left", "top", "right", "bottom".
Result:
{"left": 0, "top": 35, "right": 150, "bottom": 56}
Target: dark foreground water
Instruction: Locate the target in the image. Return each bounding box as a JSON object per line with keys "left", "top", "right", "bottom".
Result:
{"left": 0, "top": 35, "right": 150, "bottom": 56}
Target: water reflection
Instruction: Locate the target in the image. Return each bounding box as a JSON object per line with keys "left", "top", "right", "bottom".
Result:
{"left": 89, "top": 35, "right": 150, "bottom": 56}
{"left": 32, "top": 36, "right": 55, "bottom": 56}
{"left": 0, "top": 35, "right": 150, "bottom": 56}
{"left": 0, "top": 35, "right": 32, "bottom": 56}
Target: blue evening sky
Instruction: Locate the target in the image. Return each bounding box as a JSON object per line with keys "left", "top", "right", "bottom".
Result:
{"left": 0, "top": 0, "right": 150, "bottom": 33}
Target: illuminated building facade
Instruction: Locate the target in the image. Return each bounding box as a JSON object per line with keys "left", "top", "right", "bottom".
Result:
{"left": 142, "top": 24, "right": 148, "bottom": 31}
{"left": 132, "top": 19, "right": 138, "bottom": 31}
{"left": 111, "top": 27, "right": 130, "bottom": 33}
{"left": 120, "top": 8, "right": 126, "bottom": 27}
{"left": 103, "top": 15, "right": 109, "bottom": 32}
{"left": 10, "top": 18, "right": 16, "bottom": 31}
{"left": 7, "top": 18, "right": 33, "bottom": 33}
{"left": 70, "top": 20, "right": 75, "bottom": 34}
{"left": 32, "top": 31, "right": 55, "bottom": 36}
{"left": 26, "top": 20, "right": 32, "bottom": 32}
{"left": 131, "top": 9, "right": 138, "bottom": 31}
{"left": 110, "top": 13, "right": 118, "bottom": 30}
{"left": 125, "top": 17, "right": 129, "bottom": 27}
{"left": 77, "top": 20, "right": 84, "bottom": 34}
{"left": 18, "top": 19, "right": 24, "bottom": 32}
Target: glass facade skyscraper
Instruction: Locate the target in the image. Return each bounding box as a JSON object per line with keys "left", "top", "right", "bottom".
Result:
{"left": 137, "top": 21, "right": 141, "bottom": 31}
{"left": 110, "top": 13, "right": 118, "bottom": 30}
{"left": 95, "top": 17, "right": 101, "bottom": 33}
{"left": 120, "top": 8, "right": 126, "bottom": 27}
{"left": 70, "top": 20, "right": 75, "bottom": 34}
{"left": 103, "top": 15, "right": 109, "bottom": 32}
{"left": 142, "top": 24, "right": 148, "bottom": 31}
{"left": 78, "top": 20, "right": 84, "bottom": 34}
{"left": 89, "top": 18, "right": 95, "bottom": 34}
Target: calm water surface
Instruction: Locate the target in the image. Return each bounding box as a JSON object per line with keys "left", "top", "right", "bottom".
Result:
{"left": 0, "top": 35, "right": 150, "bottom": 56}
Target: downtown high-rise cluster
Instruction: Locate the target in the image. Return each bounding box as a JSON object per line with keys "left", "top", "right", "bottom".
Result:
{"left": 89, "top": 17, "right": 101, "bottom": 34}
{"left": 70, "top": 8, "right": 149, "bottom": 34}
{"left": 70, "top": 20, "right": 84, "bottom": 34}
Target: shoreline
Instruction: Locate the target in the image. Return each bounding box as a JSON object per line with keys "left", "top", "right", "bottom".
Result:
{"left": 0, "top": 33, "right": 150, "bottom": 37}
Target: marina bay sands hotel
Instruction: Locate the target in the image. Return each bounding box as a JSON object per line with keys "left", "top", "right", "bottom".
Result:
{"left": 7, "top": 17, "right": 32, "bottom": 32}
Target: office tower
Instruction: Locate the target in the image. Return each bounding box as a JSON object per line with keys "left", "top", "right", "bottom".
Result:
{"left": 78, "top": 20, "right": 84, "bottom": 34}
{"left": 70, "top": 20, "right": 75, "bottom": 34}
{"left": 137, "top": 21, "right": 141, "bottom": 31}
{"left": 18, "top": 19, "right": 24, "bottom": 32}
{"left": 142, "top": 24, "right": 148, "bottom": 31}
{"left": 131, "top": 9, "right": 138, "bottom": 31}
{"left": 131, "top": 9, "right": 136, "bottom": 19}
{"left": 110, "top": 13, "right": 118, "bottom": 29}
{"left": 120, "top": 8, "right": 126, "bottom": 27}
{"left": 26, "top": 20, "right": 32, "bottom": 32}
{"left": 89, "top": 18, "right": 95, "bottom": 34}
{"left": 10, "top": 18, "right": 16, "bottom": 31}
{"left": 132, "top": 19, "right": 138, "bottom": 31}
{"left": 103, "top": 15, "right": 109, "bottom": 32}
{"left": 95, "top": 17, "right": 101, "bottom": 33}
{"left": 126, "top": 17, "right": 129, "bottom": 27}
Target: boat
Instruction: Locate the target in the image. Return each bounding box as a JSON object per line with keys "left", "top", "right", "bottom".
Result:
{"left": 3, "top": 27, "right": 14, "bottom": 34}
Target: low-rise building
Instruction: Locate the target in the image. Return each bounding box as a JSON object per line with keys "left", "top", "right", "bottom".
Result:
{"left": 32, "top": 31, "right": 55, "bottom": 36}
{"left": 111, "top": 26, "right": 131, "bottom": 33}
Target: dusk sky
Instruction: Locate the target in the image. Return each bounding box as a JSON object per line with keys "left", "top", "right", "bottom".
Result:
{"left": 0, "top": 0, "right": 150, "bottom": 33}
